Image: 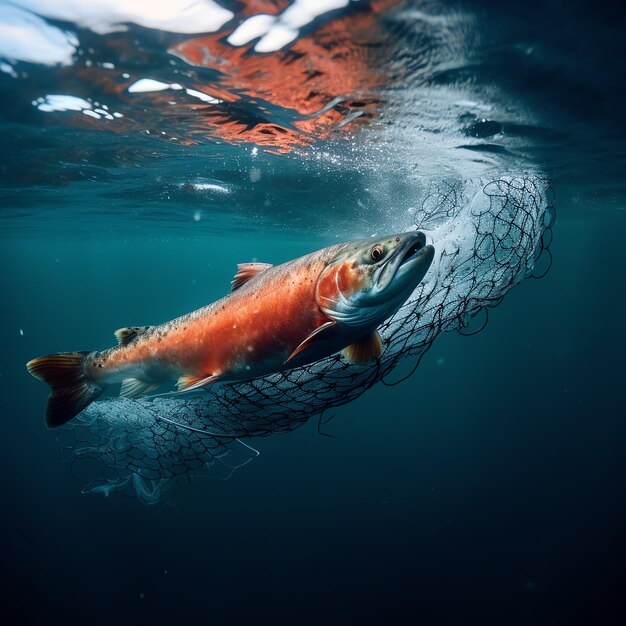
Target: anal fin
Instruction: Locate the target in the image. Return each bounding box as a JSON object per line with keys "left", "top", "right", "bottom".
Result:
{"left": 120, "top": 378, "right": 162, "bottom": 399}
{"left": 341, "top": 330, "right": 383, "bottom": 365}
{"left": 176, "top": 374, "right": 220, "bottom": 392}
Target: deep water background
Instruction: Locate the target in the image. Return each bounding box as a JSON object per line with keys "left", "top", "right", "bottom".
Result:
{"left": 1, "top": 1, "right": 626, "bottom": 625}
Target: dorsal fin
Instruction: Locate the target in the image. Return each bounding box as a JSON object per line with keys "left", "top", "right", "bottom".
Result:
{"left": 231, "top": 262, "right": 273, "bottom": 291}
{"left": 114, "top": 326, "right": 152, "bottom": 346}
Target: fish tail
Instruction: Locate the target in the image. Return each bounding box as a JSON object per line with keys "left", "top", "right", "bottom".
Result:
{"left": 26, "top": 351, "right": 104, "bottom": 428}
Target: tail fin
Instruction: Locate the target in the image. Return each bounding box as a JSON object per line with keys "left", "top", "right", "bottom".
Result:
{"left": 26, "top": 352, "right": 103, "bottom": 428}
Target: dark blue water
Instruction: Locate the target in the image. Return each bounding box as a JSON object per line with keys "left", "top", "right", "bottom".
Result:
{"left": 1, "top": 1, "right": 625, "bottom": 624}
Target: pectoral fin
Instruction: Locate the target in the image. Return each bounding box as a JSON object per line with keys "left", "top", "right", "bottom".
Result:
{"left": 120, "top": 378, "right": 162, "bottom": 399}
{"left": 285, "top": 321, "right": 338, "bottom": 363}
{"left": 176, "top": 374, "right": 220, "bottom": 392}
{"left": 341, "top": 331, "right": 383, "bottom": 365}
{"left": 231, "top": 263, "right": 273, "bottom": 291}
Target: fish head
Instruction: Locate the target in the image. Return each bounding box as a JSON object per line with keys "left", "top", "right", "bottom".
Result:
{"left": 316, "top": 231, "right": 435, "bottom": 329}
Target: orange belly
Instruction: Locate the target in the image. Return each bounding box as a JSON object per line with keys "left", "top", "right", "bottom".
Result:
{"left": 96, "top": 249, "right": 333, "bottom": 385}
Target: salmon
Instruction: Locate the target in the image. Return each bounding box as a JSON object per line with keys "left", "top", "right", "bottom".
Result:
{"left": 27, "top": 231, "right": 434, "bottom": 427}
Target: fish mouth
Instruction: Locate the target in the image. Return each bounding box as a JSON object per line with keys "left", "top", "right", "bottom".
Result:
{"left": 399, "top": 231, "right": 427, "bottom": 266}
{"left": 375, "top": 231, "right": 434, "bottom": 295}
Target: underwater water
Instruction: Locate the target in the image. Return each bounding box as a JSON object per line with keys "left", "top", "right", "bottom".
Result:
{"left": 1, "top": 0, "right": 625, "bottom": 624}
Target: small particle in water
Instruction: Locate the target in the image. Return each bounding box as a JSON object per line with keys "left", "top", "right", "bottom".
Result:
{"left": 251, "top": 146, "right": 258, "bottom": 157}
{"left": 436, "top": 357, "right": 445, "bottom": 365}
{"left": 19, "top": 329, "right": 24, "bottom": 336}
{"left": 139, "top": 592, "right": 145, "bottom": 600}
{"left": 249, "top": 168, "right": 262, "bottom": 183}
{"left": 100, "top": 62, "right": 114, "bottom": 69}
{"left": 193, "top": 211, "right": 202, "bottom": 222}
{"left": 122, "top": 73, "right": 130, "bottom": 79}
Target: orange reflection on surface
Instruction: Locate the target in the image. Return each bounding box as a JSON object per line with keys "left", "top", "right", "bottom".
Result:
{"left": 169, "top": 0, "right": 399, "bottom": 152}
{"left": 51, "top": 1, "right": 400, "bottom": 153}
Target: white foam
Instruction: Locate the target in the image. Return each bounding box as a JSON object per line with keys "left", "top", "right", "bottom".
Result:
{"left": 128, "top": 79, "right": 172, "bottom": 93}
{"left": 35, "top": 95, "right": 92, "bottom": 112}
{"left": 3, "top": 0, "right": 357, "bottom": 66}
{"left": 185, "top": 88, "right": 221, "bottom": 104}
{"left": 228, "top": 0, "right": 354, "bottom": 53}
{"left": 280, "top": 0, "right": 350, "bottom": 29}
{"left": 33, "top": 94, "right": 123, "bottom": 120}
{"left": 0, "top": 3, "right": 77, "bottom": 66}
{"left": 227, "top": 14, "right": 276, "bottom": 46}
{"left": 255, "top": 25, "right": 299, "bottom": 53}
{"left": 128, "top": 79, "right": 221, "bottom": 104}
{"left": 13, "top": 0, "right": 234, "bottom": 35}
{"left": 0, "top": 1, "right": 234, "bottom": 66}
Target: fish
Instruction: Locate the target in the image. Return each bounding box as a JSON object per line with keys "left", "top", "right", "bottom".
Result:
{"left": 26, "top": 231, "right": 435, "bottom": 428}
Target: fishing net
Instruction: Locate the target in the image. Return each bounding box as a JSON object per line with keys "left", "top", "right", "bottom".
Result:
{"left": 59, "top": 176, "right": 554, "bottom": 505}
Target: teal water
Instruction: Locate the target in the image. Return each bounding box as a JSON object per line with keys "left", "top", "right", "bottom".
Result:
{"left": 1, "top": 1, "right": 625, "bottom": 624}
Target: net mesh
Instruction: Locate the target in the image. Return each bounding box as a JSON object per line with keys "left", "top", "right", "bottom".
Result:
{"left": 59, "top": 176, "right": 554, "bottom": 505}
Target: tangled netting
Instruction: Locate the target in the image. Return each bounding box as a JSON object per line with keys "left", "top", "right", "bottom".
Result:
{"left": 60, "top": 177, "right": 554, "bottom": 505}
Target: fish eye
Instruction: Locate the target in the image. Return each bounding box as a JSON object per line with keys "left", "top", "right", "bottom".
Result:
{"left": 370, "top": 245, "right": 385, "bottom": 262}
